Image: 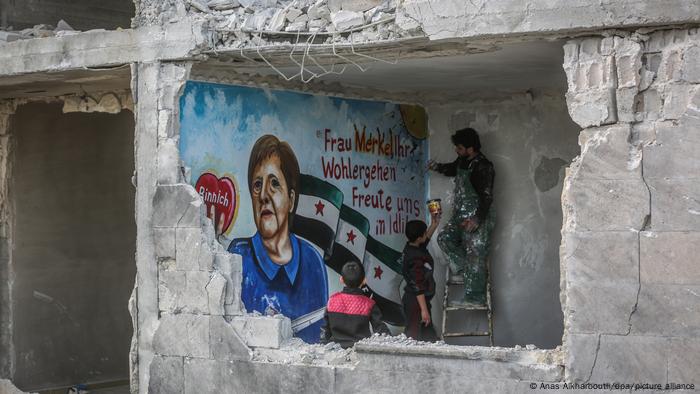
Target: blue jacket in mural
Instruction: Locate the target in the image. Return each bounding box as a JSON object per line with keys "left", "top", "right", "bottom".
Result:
{"left": 228, "top": 232, "right": 329, "bottom": 343}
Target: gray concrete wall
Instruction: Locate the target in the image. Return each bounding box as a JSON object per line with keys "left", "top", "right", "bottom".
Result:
{"left": 135, "top": 31, "right": 700, "bottom": 392}
{"left": 0, "top": 0, "right": 134, "bottom": 30}
{"left": 9, "top": 102, "right": 135, "bottom": 391}
{"left": 426, "top": 90, "right": 579, "bottom": 348}
{"left": 0, "top": 102, "right": 14, "bottom": 380}
{"left": 561, "top": 28, "right": 700, "bottom": 384}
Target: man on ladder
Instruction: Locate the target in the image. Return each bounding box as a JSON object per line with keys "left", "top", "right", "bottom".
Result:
{"left": 429, "top": 127, "right": 495, "bottom": 340}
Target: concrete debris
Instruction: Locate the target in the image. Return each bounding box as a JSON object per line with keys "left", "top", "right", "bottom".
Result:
{"left": 0, "top": 20, "right": 84, "bottom": 42}
{"left": 308, "top": 2, "right": 331, "bottom": 20}
{"left": 285, "top": 20, "right": 307, "bottom": 32}
{"left": 268, "top": 8, "right": 287, "bottom": 31}
{"left": 330, "top": 10, "right": 365, "bottom": 31}
{"left": 285, "top": 8, "right": 303, "bottom": 22}
{"left": 0, "top": 31, "right": 20, "bottom": 42}
{"left": 337, "top": 0, "right": 383, "bottom": 12}
{"left": 252, "top": 337, "right": 357, "bottom": 366}
{"left": 189, "top": 0, "right": 211, "bottom": 12}
{"left": 178, "top": 0, "right": 406, "bottom": 49}
{"left": 208, "top": 0, "right": 240, "bottom": 10}
{"left": 0, "top": 0, "right": 404, "bottom": 47}
{"left": 54, "top": 19, "right": 75, "bottom": 32}
{"left": 242, "top": 8, "right": 276, "bottom": 30}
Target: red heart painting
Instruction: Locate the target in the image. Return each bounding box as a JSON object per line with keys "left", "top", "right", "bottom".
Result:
{"left": 195, "top": 173, "right": 237, "bottom": 234}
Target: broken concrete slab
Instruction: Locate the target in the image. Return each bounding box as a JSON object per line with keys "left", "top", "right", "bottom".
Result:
{"left": 148, "top": 356, "right": 185, "bottom": 394}
{"left": 153, "top": 184, "right": 205, "bottom": 228}
{"left": 210, "top": 315, "right": 252, "bottom": 361}
{"left": 208, "top": 0, "right": 241, "bottom": 10}
{"left": 330, "top": 10, "right": 365, "bottom": 31}
{"left": 230, "top": 315, "right": 293, "bottom": 349}
{"left": 175, "top": 227, "right": 205, "bottom": 270}
{"left": 157, "top": 138, "right": 181, "bottom": 185}
{"left": 154, "top": 227, "right": 176, "bottom": 259}
{"left": 647, "top": 177, "right": 700, "bottom": 231}
{"left": 563, "top": 178, "right": 650, "bottom": 232}
{"left": 662, "top": 83, "right": 698, "bottom": 120}
{"left": 643, "top": 119, "right": 700, "bottom": 180}
{"left": 588, "top": 335, "right": 668, "bottom": 383}
{"left": 565, "top": 281, "right": 639, "bottom": 335}
{"left": 565, "top": 88, "right": 618, "bottom": 129}
{"left": 631, "top": 283, "right": 700, "bottom": 337}
{"left": 576, "top": 124, "right": 640, "bottom": 179}
{"left": 1, "top": 21, "right": 207, "bottom": 76}
{"left": 214, "top": 252, "right": 244, "bottom": 315}
{"left": 563, "top": 333, "right": 599, "bottom": 383}
{"left": 562, "top": 231, "right": 638, "bottom": 285}
{"left": 640, "top": 231, "right": 700, "bottom": 285}
{"left": 681, "top": 45, "right": 700, "bottom": 83}
{"left": 206, "top": 271, "right": 228, "bottom": 316}
{"left": 159, "top": 270, "right": 211, "bottom": 314}
{"left": 0, "top": 32, "right": 21, "bottom": 42}
{"left": 153, "top": 314, "right": 210, "bottom": 358}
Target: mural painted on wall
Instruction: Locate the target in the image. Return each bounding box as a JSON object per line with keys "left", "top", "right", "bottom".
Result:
{"left": 180, "top": 81, "right": 428, "bottom": 343}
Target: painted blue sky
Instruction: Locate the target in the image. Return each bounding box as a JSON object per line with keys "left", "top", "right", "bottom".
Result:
{"left": 179, "top": 81, "right": 428, "bottom": 248}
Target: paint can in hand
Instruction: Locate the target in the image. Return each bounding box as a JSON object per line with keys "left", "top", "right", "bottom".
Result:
{"left": 427, "top": 199, "right": 442, "bottom": 214}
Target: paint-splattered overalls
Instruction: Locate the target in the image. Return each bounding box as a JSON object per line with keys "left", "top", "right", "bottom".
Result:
{"left": 436, "top": 154, "right": 495, "bottom": 304}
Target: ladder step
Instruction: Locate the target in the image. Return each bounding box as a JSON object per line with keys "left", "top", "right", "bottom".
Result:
{"left": 446, "top": 280, "right": 465, "bottom": 285}
{"left": 445, "top": 305, "right": 489, "bottom": 311}
{"left": 443, "top": 331, "right": 490, "bottom": 337}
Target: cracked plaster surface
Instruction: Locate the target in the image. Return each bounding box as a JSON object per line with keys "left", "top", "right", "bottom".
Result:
{"left": 562, "top": 28, "right": 700, "bottom": 384}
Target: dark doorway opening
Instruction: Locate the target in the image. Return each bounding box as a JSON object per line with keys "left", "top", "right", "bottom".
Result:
{"left": 10, "top": 102, "right": 135, "bottom": 391}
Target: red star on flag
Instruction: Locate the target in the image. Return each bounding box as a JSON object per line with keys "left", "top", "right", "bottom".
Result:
{"left": 314, "top": 200, "right": 325, "bottom": 216}
{"left": 374, "top": 265, "right": 383, "bottom": 279}
{"left": 346, "top": 229, "right": 357, "bottom": 245}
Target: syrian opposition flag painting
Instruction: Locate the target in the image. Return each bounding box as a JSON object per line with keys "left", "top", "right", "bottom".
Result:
{"left": 292, "top": 174, "right": 343, "bottom": 257}
{"left": 326, "top": 205, "right": 369, "bottom": 273}
{"left": 363, "top": 236, "right": 405, "bottom": 325}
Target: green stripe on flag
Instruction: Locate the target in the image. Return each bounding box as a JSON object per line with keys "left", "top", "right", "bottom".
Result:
{"left": 366, "top": 236, "right": 402, "bottom": 273}
{"left": 299, "top": 174, "right": 343, "bottom": 209}
{"left": 339, "top": 205, "right": 370, "bottom": 236}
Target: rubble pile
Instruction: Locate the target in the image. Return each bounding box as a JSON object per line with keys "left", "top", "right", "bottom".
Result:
{"left": 251, "top": 337, "right": 357, "bottom": 366}
{"left": 192, "top": 0, "right": 408, "bottom": 48}
{"left": 0, "top": 19, "right": 84, "bottom": 42}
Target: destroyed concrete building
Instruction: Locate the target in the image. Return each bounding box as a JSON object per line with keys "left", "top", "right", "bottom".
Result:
{"left": 0, "top": 0, "right": 699, "bottom": 392}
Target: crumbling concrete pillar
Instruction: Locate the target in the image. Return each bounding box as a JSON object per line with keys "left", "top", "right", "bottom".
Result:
{"left": 0, "top": 101, "right": 15, "bottom": 381}
{"left": 132, "top": 61, "right": 193, "bottom": 393}
{"left": 562, "top": 28, "right": 700, "bottom": 384}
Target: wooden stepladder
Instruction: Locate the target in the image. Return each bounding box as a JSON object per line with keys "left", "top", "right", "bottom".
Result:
{"left": 440, "top": 260, "right": 493, "bottom": 345}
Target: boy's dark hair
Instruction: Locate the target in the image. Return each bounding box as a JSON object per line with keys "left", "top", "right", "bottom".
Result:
{"left": 451, "top": 127, "right": 481, "bottom": 151}
{"left": 341, "top": 261, "right": 365, "bottom": 288}
{"left": 405, "top": 220, "right": 428, "bottom": 243}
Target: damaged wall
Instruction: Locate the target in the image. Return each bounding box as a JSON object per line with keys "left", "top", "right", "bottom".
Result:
{"left": 426, "top": 91, "right": 579, "bottom": 348}
{"left": 132, "top": 62, "right": 565, "bottom": 394}
{"left": 0, "top": 0, "right": 134, "bottom": 31}
{"left": 561, "top": 27, "right": 700, "bottom": 384}
{"left": 9, "top": 102, "right": 136, "bottom": 390}
{"left": 134, "top": 30, "right": 700, "bottom": 393}
{"left": 0, "top": 101, "right": 14, "bottom": 380}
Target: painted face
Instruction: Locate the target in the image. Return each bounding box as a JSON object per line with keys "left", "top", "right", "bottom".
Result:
{"left": 250, "top": 154, "right": 295, "bottom": 240}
